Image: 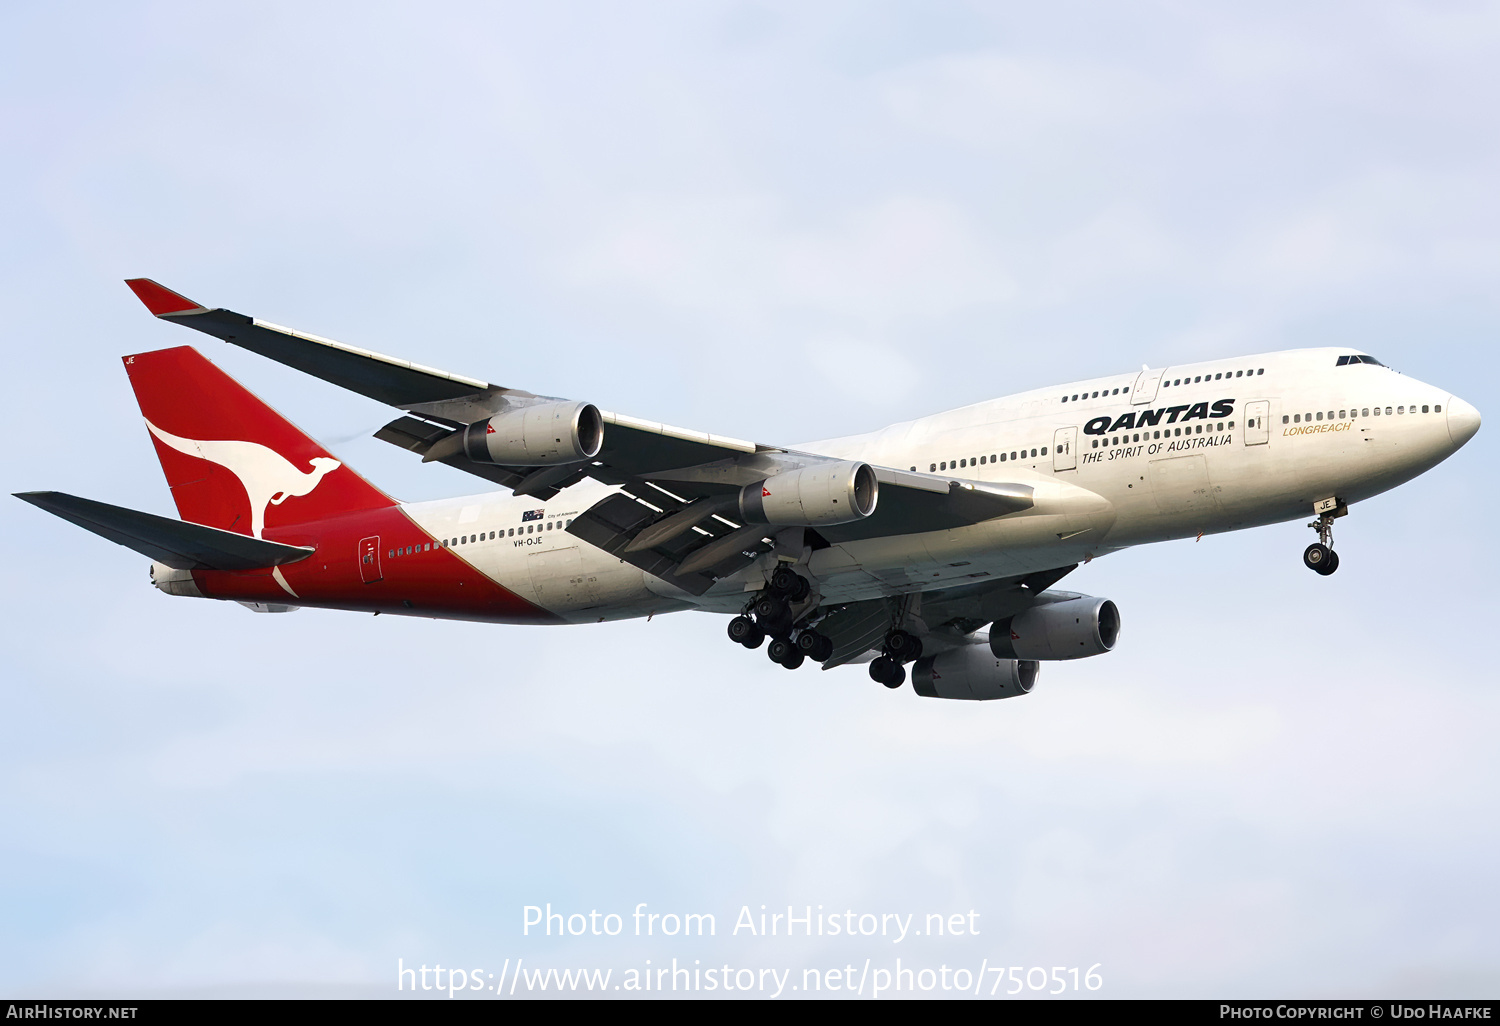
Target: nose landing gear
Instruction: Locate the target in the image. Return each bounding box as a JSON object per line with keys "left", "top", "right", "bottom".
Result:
{"left": 1303, "top": 499, "right": 1346, "bottom": 576}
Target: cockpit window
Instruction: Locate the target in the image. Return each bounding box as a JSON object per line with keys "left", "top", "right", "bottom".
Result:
{"left": 1337, "top": 354, "right": 1386, "bottom": 367}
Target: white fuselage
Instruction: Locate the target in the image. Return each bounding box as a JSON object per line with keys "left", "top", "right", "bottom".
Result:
{"left": 396, "top": 347, "right": 1477, "bottom": 622}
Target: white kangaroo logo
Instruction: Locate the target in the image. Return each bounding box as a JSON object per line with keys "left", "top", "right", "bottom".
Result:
{"left": 144, "top": 420, "right": 341, "bottom": 599}
{"left": 145, "top": 420, "right": 341, "bottom": 538}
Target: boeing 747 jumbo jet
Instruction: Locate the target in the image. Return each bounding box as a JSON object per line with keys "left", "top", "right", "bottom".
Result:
{"left": 17, "top": 280, "right": 1481, "bottom": 699}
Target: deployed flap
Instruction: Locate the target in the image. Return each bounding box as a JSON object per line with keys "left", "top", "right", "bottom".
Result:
{"left": 14, "top": 491, "right": 315, "bottom": 571}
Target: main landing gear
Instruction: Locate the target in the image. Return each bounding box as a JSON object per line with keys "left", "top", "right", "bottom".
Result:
{"left": 1303, "top": 500, "right": 1345, "bottom": 576}
{"left": 726, "top": 567, "right": 830, "bottom": 671}
{"left": 868, "top": 629, "right": 923, "bottom": 689}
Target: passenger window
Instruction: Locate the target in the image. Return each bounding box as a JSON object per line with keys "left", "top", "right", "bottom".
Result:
{"left": 507, "top": 529, "right": 514, "bottom": 537}
{"left": 940, "top": 461, "right": 947, "bottom": 470}
{"left": 1235, "top": 370, "right": 1243, "bottom": 377}
{"left": 1011, "top": 451, "right": 1017, "bottom": 460}
{"left": 1258, "top": 368, "right": 1263, "bottom": 375}
{"left": 1091, "top": 439, "right": 1098, "bottom": 448}
{"left": 1092, "top": 391, "right": 1099, "bottom": 398}
{"left": 1294, "top": 414, "right": 1301, "bottom": 423}
{"left": 991, "top": 454, "right": 997, "bottom": 462}
{"left": 999, "top": 454, "right": 1006, "bottom": 462}
{"left": 1153, "top": 430, "right": 1160, "bottom": 439}
{"left": 1385, "top": 407, "right": 1392, "bottom": 415}
{"left": 1422, "top": 405, "right": 1429, "bottom": 413}
{"left": 1362, "top": 409, "right": 1369, "bottom": 417}
{"left": 1042, "top": 446, "right": 1048, "bottom": 455}
{"left": 1072, "top": 394, "right": 1078, "bottom": 400}
{"left": 1194, "top": 376, "right": 1201, "bottom": 383}
{"left": 1435, "top": 405, "right": 1441, "bottom": 412}
{"left": 1316, "top": 412, "right": 1323, "bottom": 421}
{"left": 978, "top": 456, "right": 986, "bottom": 465}
{"left": 929, "top": 463, "right": 936, "bottom": 472}
{"left": 1397, "top": 406, "right": 1404, "bottom": 414}
{"left": 959, "top": 459, "right": 966, "bottom": 468}
{"left": 1340, "top": 410, "right": 1346, "bottom": 418}
{"left": 1031, "top": 448, "right": 1037, "bottom": 457}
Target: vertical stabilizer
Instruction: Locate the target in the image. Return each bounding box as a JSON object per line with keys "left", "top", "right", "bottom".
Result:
{"left": 123, "top": 346, "right": 395, "bottom": 537}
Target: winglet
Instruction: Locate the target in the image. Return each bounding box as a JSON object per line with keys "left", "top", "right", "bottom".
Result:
{"left": 124, "top": 278, "right": 207, "bottom": 317}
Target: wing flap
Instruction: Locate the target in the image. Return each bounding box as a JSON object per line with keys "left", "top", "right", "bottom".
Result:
{"left": 15, "top": 491, "right": 315, "bottom": 571}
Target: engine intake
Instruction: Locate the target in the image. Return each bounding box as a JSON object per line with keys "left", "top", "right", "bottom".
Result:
{"left": 912, "top": 647, "right": 1039, "bottom": 701}
{"left": 463, "top": 401, "right": 603, "bottom": 466}
{"left": 739, "top": 461, "right": 878, "bottom": 527}
{"left": 990, "top": 596, "right": 1120, "bottom": 661}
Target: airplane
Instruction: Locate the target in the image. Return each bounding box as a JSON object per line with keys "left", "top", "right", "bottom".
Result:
{"left": 15, "top": 279, "right": 1481, "bottom": 700}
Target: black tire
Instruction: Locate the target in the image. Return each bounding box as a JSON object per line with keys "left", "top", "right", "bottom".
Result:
{"left": 768, "top": 637, "right": 795, "bottom": 664}
{"left": 754, "top": 593, "right": 788, "bottom": 622}
{"left": 883, "top": 663, "right": 906, "bottom": 689}
{"left": 886, "top": 630, "right": 923, "bottom": 662}
{"left": 787, "top": 575, "right": 811, "bottom": 601}
{"left": 727, "top": 615, "right": 756, "bottom": 644}
{"left": 869, "top": 656, "right": 897, "bottom": 685}
{"left": 742, "top": 627, "right": 766, "bottom": 649}
{"left": 1303, "top": 543, "right": 1332, "bottom": 572}
{"left": 1318, "top": 549, "right": 1341, "bottom": 576}
{"left": 796, "top": 630, "right": 825, "bottom": 655}
{"left": 780, "top": 651, "right": 805, "bottom": 670}
{"left": 771, "top": 566, "right": 800, "bottom": 594}
{"left": 813, "top": 635, "right": 834, "bottom": 662}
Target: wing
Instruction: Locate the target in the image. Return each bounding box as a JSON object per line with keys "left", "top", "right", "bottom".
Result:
{"left": 125, "top": 279, "right": 1034, "bottom": 592}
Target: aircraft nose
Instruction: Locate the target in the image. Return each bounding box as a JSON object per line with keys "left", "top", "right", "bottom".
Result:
{"left": 1446, "top": 395, "right": 1481, "bottom": 447}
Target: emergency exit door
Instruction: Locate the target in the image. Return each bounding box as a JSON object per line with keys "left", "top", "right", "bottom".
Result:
{"left": 1053, "top": 426, "right": 1078, "bottom": 471}
{"left": 358, "top": 536, "right": 383, "bottom": 583}
{"left": 1244, "top": 401, "right": 1270, "bottom": 446}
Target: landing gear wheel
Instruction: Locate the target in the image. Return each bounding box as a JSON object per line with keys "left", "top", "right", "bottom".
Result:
{"left": 727, "top": 615, "right": 756, "bottom": 644}
{"left": 780, "top": 651, "right": 805, "bottom": 670}
{"left": 771, "top": 566, "right": 811, "bottom": 601}
{"left": 753, "top": 593, "right": 792, "bottom": 633}
{"left": 742, "top": 627, "right": 766, "bottom": 649}
{"left": 869, "top": 656, "right": 905, "bottom": 688}
{"left": 797, "top": 630, "right": 834, "bottom": 662}
{"left": 1303, "top": 543, "right": 1333, "bottom": 573}
{"left": 767, "top": 637, "right": 796, "bottom": 665}
{"left": 885, "top": 630, "right": 923, "bottom": 662}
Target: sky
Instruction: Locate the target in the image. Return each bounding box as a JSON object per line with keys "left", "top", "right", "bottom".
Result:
{"left": 2, "top": 0, "right": 1497, "bottom": 999}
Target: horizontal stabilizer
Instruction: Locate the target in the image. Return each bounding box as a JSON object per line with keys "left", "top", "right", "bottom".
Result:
{"left": 14, "top": 491, "right": 316, "bottom": 571}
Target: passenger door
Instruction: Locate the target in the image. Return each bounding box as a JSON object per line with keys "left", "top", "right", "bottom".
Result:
{"left": 1053, "top": 426, "right": 1077, "bottom": 471}
{"left": 1131, "top": 368, "right": 1165, "bottom": 405}
{"left": 358, "top": 536, "right": 383, "bottom": 583}
{"left": 1244, "top": 400, "right": 1270, "bottom": 446}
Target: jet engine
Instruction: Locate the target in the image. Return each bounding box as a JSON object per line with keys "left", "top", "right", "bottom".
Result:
{"left": 739, "top": 461, "right": 878, "bottom": 527}
{"left": 989, "top": 596, "right": 1120, "bottom": 661}
{"left": 462, "top": 401, "right": 604, "bottom": 466}
{"left": 912, "top": 647, "right": 1039, "bottom": 701}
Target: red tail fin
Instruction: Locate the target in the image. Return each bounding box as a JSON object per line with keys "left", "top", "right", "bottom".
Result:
{"left": 123, "top": 346, "right": 395, "bottom": 538}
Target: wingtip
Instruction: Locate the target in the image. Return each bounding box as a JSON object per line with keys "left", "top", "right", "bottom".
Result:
{"left": 124, "top": 278, "right": 206, "bottom": 317}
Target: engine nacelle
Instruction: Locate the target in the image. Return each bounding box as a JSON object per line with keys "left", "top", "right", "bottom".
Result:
{"left": 739, "top": 461, "right": 878, "bottom": 527}
{"left": 463, "top": 401, "right": 603, "bottom": 466}
{"left": 990, "top": 596, "right": 1120, "bottom": 661}
{"left": 912, "top": 647, "right": 1039, "bottom": 701}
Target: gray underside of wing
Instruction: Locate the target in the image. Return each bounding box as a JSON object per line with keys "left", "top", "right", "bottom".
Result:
{"left": 159, "top": 307, "right": 507, "bottom": 411}
{"left": 818, "top": 471, "right": 1033, "bottom": 543}
{"left": 15, "top": 491, "right": 315, "bottom": 571}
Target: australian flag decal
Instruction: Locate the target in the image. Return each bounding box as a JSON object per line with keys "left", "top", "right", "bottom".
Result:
{"left": 522, "top": 509, "right": 545, "bottom": 522}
